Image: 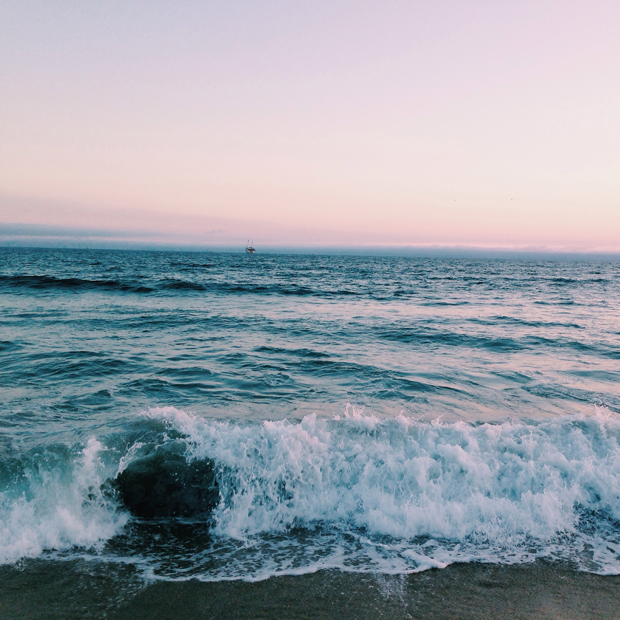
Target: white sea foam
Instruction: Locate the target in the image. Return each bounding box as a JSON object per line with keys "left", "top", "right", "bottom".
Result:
{"left": 0, "top": 438, "right": 127, "bottom": 565}
{"left": 145, "top": 406, "right": 620, "bottom": 576}
{"left": 3, "top": 407, "right": 620, "bottom": 578}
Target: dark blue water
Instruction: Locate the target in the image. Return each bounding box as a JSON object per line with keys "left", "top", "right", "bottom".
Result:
{"left": 2, "top": 247, "right": 620, "bottom": 579}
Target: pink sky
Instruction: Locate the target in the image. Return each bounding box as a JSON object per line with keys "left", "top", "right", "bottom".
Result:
{"left": 1, "top": 1, "right": 619, "bottom": 251}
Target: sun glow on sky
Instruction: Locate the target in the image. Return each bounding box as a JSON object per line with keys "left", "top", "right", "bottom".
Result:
{"left": 1, "top": 1, "right": 619, "bottom": 251}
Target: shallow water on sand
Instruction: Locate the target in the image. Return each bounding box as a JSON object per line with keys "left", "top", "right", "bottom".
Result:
{"left": 2, "top": 559, "right": 620, "bottom": 620}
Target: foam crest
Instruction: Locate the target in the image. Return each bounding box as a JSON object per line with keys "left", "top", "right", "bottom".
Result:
{"left": 146, "top": 407, "right": 620, "bottom": 574}
{"left": 4, "top": 407, "right": 620, "bottom": 577}
{"left": 0, "top": 438, "right": 127, "bottom": 564}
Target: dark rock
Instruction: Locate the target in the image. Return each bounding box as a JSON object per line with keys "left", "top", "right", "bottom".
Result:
{"left": 113, "top": 449, "right": 219, "bottom": 519}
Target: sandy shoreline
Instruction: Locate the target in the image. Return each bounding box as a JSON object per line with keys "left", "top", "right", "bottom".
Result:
{"left": 2, "top": 559, "right": 620, "bottom": 619}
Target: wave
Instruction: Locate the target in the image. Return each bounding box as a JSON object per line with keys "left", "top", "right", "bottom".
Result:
{"left": 378, "top": 326, "right": 616, "bottom": 357}
{"left": 0, "top": 275, "right": 154, "bottom": 293}
{"left": 3, "top": 407, "right": 620, "bottom": 579}
{"left": 469, "top": 315, "right": 584, "bottom": 330}
{"left": 154, "top": 408, "right": 620, "bottom": 537}
{"left": 158, "top": 280, "right": 208, "bottom": 291}
{"left": 2, "top": 271, "right": 613, "bottom": 301}
{"left": 0, "top": 439, "right": 127, "bottom": 565}
{"left": 0, "top": 274, "right": 353, "bottom": 298}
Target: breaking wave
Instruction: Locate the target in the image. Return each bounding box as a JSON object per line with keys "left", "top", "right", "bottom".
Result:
{"left": 3, "top": 407, "right": 620, "bottom": 579}
{"left": 0, "top": 438, "right": 127, "bottom": 564}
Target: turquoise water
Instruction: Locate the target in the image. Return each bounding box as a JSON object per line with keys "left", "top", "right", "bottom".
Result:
{"left": 2, "top": 248, "right": 620, "bottom": 579}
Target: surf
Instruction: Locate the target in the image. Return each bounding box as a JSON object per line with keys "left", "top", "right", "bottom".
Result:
{"left": 3, "top": 407, "right": 620, "bottom": 580}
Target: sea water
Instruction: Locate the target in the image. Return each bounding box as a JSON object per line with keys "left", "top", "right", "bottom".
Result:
{"left": 1, "top": 248, "right": 620, "bottom": 581}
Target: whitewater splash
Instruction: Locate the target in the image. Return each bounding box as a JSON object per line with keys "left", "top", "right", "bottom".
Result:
{"left": 0, "top": 438, "right": 127, "bottom": 565}
{"left": 2, "top": 407, "right": 620, "bottom": 579}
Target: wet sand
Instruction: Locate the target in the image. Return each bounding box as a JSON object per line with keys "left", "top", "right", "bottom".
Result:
{"left": 1, "top": 559, "right": 620, "bottom": 620}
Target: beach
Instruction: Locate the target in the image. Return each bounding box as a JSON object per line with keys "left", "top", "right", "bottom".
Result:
{"left": 2, "top": 560, "right": 620, "bottom": 619}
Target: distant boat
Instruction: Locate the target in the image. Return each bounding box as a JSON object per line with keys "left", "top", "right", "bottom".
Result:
{"left": 245, "top": 240, "right": 255, "bottom": 254}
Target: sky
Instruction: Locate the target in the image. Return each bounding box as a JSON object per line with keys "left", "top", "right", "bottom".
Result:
{"left": 1, "top": 1, "right": 619, "bottom": 252}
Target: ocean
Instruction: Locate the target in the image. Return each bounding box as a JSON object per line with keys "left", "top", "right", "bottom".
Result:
{"left": 2, "top": 247, "right": 620, "bottom": 618}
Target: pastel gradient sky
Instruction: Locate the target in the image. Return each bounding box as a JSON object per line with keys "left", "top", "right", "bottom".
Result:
{"left": 1, "top": 1, "right": 619, "bottom": 250}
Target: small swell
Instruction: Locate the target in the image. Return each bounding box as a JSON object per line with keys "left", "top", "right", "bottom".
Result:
{"left": 0, "top": 340, "right": 20, "bottom": 353}
{"left": 0, "top": 275, "right": 153, "bottom": 293}
{"left": 158, "top": 280, "right": 207, "bottom": 291}
{"left": 254, "top": 346, "right": 331, "bottom": 359}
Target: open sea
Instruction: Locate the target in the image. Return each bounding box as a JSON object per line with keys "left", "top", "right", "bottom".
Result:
{"left": 2, "top": 247, "right": 620, "bottom": 618}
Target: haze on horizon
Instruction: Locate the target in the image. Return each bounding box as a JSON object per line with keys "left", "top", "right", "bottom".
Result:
{"left": 1, "top": 1, "right": 619, "bottom": 252}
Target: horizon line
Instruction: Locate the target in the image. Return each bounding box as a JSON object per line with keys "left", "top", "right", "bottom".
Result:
{"left": 2, "top": 242, "right": 620, "bottom": 261}
{"left": 2, "top": 222, "right": 620, "bottom": 258}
